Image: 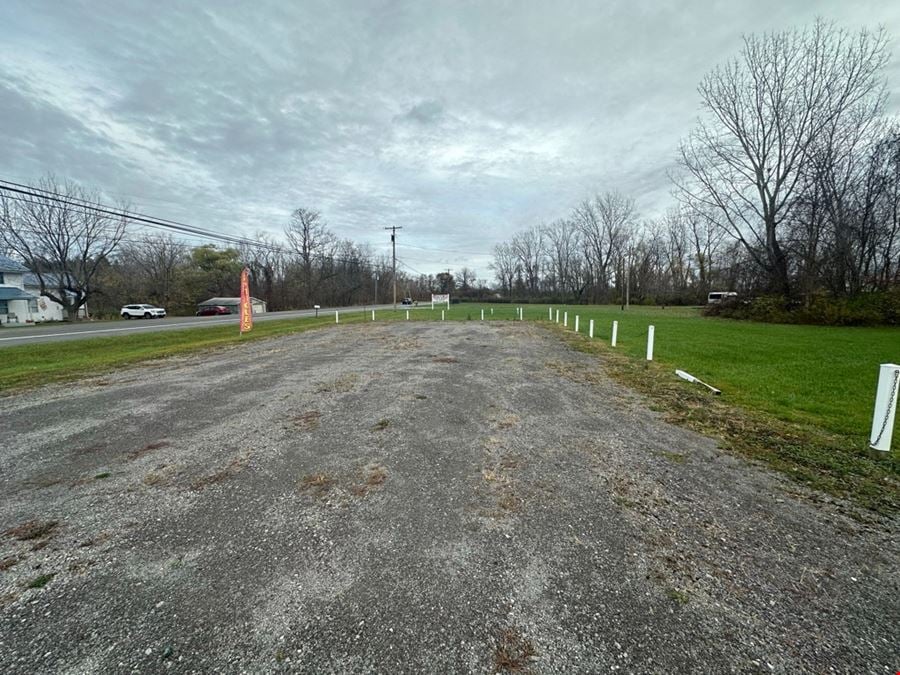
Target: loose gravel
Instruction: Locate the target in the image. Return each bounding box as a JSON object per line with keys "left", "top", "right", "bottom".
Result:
{"left": 1, "top": 321, "right": 897, "bottom": 673}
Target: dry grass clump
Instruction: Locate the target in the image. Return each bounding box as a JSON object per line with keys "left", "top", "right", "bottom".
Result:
{"left": 4, "top": 520, "right": 58, "bottom": 541}
{"left": 494, "top": 627, "right": 537, "bottom": 671}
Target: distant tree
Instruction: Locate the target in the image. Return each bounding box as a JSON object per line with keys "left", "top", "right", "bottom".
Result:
{"left": 0, "top": 174, "right": 128, "bottom": 319}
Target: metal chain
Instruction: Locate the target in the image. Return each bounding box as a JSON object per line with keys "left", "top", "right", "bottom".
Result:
{"left": 870, "top": 369, "right": 900, "bottom": 447}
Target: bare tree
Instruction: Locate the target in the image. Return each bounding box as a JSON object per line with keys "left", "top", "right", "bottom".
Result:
{"left": 676, "top": 20, "right": 889, "bottom": 296}
{"left": 512, "top": 225, "right": 544, "bottom": 296}
{"left": 490, "top": 242, "right": 517, "bottom": 298}
{"left": 284, "top": 208, "right": 336, "bottom": 305}
{"left": 0, "top": 175, "right": 128, "bottom": 319}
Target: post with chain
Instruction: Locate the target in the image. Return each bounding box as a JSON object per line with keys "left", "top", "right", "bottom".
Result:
{"left": 869, "top": 363, "right": 900, "bottom": 452}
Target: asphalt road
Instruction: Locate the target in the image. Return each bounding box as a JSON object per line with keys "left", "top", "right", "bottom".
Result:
{"left": 1, "top": 322, "right": 897, "bottom": 672}
{"left": 0, "top": 304, "right": 420, "bottom": 347}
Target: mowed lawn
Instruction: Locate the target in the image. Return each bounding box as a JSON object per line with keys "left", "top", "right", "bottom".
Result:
{"left": 442, "top": 303, "right": 899, "bottom": 444}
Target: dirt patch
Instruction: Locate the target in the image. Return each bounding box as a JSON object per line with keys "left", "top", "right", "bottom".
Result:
{"left": 432, "top": 356, "right": 458, "bottom": 364}
{"left": 128, "top": 440, "right": 171, "bottom": 461}
{"left": 0, "top": 556, "right": 19, "bottom": 572}
{"left": 298, "top": 473, "right": 336, "bottom": 496}
{"left": 191, "top": 455, "right": 249, "bottom": 491}
{"left": 4, "top": 520, "right": 58, "bottom": 542}
{"left": 315, "top": 373, "right": 359, "bottom": 394}
{"left": 291, "top": 410, "right": 321, "bottom": 431}
{"left": 372, "top": 418, "right": 390, "bottom": 431}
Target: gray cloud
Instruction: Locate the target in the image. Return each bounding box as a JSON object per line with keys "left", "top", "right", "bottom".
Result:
{"left": 1, "top": 0, "right": 899, "bottom": 278}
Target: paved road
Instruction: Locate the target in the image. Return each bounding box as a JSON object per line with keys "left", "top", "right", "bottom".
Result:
{"left": 1, "top": 322, "right": 895, "bottom": 672}
{"left": 0, "top": 304, "right": 423, "bottom": 347}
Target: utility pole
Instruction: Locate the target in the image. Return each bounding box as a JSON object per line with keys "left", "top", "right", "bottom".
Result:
{"left": 384, "top": 226, "right": 402, "bottom": 310}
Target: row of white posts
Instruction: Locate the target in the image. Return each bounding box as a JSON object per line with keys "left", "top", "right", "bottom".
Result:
{"left": 549, "top": 307, "right": 654, "bottom": 361}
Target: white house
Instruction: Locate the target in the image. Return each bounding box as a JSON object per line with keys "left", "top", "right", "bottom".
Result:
{"left": 23, "top": 273, "right": 88, "bottom": 322}
{"left": 0, "top": 255, "right": 37, "bottom": 324}
{"left": 0, "top": 255, "right": 87, "bottom": 323}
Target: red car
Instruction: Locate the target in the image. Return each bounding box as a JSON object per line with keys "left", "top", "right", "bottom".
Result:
{"left": 196, "top": 305, "right": 232, "bottom": 316}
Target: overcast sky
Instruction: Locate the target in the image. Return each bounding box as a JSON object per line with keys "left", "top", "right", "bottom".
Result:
{"left": 2, "top": 1, "right": 899, "bottom": 279}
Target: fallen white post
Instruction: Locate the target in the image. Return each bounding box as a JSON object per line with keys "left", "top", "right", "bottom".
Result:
{"left": 611, "top": 321, "right": 618, "bottom": 346}
{"left": 870, "top": 363, "right": 900, "bottom": 452}
{"left": 589, "top": 319, "right": 594, "bottom": 339}
{"left": 563, "top": 312, "right": 568, "bottom": 328}
{"left": 646, "top": 325, "right": 655, "bottom": 361}
{"left": 675, "top": 369, "right": 721, "bottom": 395}
{"left": 574, "top": 316, "right": 579, "bottom": 333}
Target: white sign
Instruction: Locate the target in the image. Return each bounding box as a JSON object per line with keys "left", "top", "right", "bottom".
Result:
{"left": 431, "top": 294, "right": 450, "bottom": 308}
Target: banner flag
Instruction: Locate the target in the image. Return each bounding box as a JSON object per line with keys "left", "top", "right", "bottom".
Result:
{"left": 239, "top": 267, "right": 253, "bottom": 334}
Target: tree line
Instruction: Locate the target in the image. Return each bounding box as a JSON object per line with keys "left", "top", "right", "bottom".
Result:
{"left": 492, "top": 20, "right": 900, "bottom": 308}
{"left": 0, "top": 181, "right": 469, "bottom": 318}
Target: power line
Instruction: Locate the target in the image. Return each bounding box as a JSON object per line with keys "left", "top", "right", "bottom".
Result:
{"left": 0, "top": 186, "right": 385, "bottom": 268}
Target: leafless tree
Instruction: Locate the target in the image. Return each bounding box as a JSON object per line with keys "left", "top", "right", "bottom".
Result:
{"left": 676, "top": 20, "right": 889, "bottom": 296}
{"left": 490, "top": 242, "right": 517, "bottom": 298}
{"left": 0, "top": 175, "right": 128, "bottom": 319}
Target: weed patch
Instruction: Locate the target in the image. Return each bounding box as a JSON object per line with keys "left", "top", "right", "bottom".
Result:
{"left": 26, "top": 573, "right": 55, "bottom": 589}
{"left": 292, "top": 410, "right": 321, "bottom": 431}
{"left": 494, "top": 627, "right": 537, "bottom": 671}
{"left": 372, "top": 418, "right": 391, "bottom": 431}
{"left": 128, "top": 440, "right": 171, "bottom": 461}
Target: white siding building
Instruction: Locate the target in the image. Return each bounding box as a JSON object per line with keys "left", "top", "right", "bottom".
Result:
{"left": 0, "top": 255, "right": 37, "bottom": 324}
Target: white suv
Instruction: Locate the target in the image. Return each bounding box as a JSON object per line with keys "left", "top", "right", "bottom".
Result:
{"left": 121, "top": 304, "right": 166, "bottom": 319}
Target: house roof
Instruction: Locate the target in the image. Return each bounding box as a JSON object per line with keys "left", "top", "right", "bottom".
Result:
{"left": 198, "top": 297, "right": 265, "bottom": 305}
{"left": 0, "top": 287, "right": 36, "bottom": 301}
{"left": 0, "top": 255, "right": 29, "bottom": 274}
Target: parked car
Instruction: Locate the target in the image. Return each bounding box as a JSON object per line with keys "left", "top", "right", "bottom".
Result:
{"left": 121, "top": 304, "right": 166, "bottom": 319}
{"left": 401, "top": 297, "right": 413, "bottom": 306}
{"left": 196, "top": 305, "right": 232, "bottom": 316}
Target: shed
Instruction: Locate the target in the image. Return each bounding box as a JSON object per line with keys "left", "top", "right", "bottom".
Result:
{"left": 198, "top": 297, "right": 267, "bottom": 314}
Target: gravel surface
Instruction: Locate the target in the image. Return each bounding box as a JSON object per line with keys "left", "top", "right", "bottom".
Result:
{"left": 1, "top": 321, "right": 897, "bottom": 673}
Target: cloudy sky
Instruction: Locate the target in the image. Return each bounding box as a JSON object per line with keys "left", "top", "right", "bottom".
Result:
{"left": 2, "top": 1, "right": 899, "bottom": 278}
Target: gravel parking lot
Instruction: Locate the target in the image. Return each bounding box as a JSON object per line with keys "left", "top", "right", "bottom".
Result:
{"left": 1, "top": 321, "right": 897, "bottom": 673}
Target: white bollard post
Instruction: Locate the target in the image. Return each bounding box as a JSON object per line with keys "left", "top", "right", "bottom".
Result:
{"left": 335, "top": 311, "right": 339, "bottom": 324}
{"left": 549, "top": 307, "right": 553, "bottom": 321}
{"left": 519, "top": 307, "right": 523, "bottom": 321}
{"left": 869, "top": 363, "right": 900, "bottom": 452}
{"left": 574, "top": 316, "right": 579, "bottom": 333}
{"left": 431, "top": 300, "right": 434, "bottom": 310}
{"left": 406, "top": 310, "right": 410, "bottom": 320}
{"left": 491, "top": 308, "right": 494, "bottom": 315}
{"left": 611, "top": 320, "right": 618, "bottom": 347}
{"left": 555, "top": 309, "right": 559, "bottom": 323}
{"left": 589, "top": 319, "right": 594, "bottom": 339}
{"left": 441, "top": 310, "right": 445, "bottom": 321}
{"left": 646, "top": 325, "right": 655, "bottom": 361}
{"left": 563, "top": 311, "right": 568, "bottom": 328}
{"left": 481, "top": 309, "right": 484, "bottom": 321}
{"left": 372, "top": 309, "right": 375, "bottom": 321}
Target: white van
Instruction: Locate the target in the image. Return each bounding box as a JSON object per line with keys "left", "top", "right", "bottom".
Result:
{"left": 707, "top": 291, "right": 737, "bottom": 304}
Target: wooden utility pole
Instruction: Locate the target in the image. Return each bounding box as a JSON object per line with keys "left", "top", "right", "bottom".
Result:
{"left": 384, "top": 226, "right": 402, "bottom": 309}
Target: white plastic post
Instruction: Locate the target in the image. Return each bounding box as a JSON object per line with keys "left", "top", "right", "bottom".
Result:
{"left": 406, "top": 310, "right": 410, "bottom": 320}
{"left": 549, "top": 307, "right": 553, "bottom": 321}
{"left": 431, "top": 300, "right": 434, "bottom": 309}
{"left": 481, "top": 309, "right": 484, "bottom": 321}
{"left": 646, "top": 325, "right": 655, "bottom": 361}
{"left": 519, "top": 307, "right": 523, "bottom": 321}
{"left": 372, "top": 309, "right": 375, "bottom": 321}
{"left": 491, "top": 308, "right": 494, "bottom": 315}
{"left": 335, "top": 311, "right": 339, "bottom": 324}
{"left": 589, "top": 319, "right": 594, "bottom": 338}
{"left": 611, "top": 321, "right": 618, "bottom": 347}
{"left": 555, "top": 309, "right": 559, "bottom": 323}
{"left": 870, "top": 363, "right": 900, "bottom": 452}
{"left": 441, "top": 310, "right": 445, "bottom": 321}
{"left": 574, "top": 316, "right": 579, "bottom": 333}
